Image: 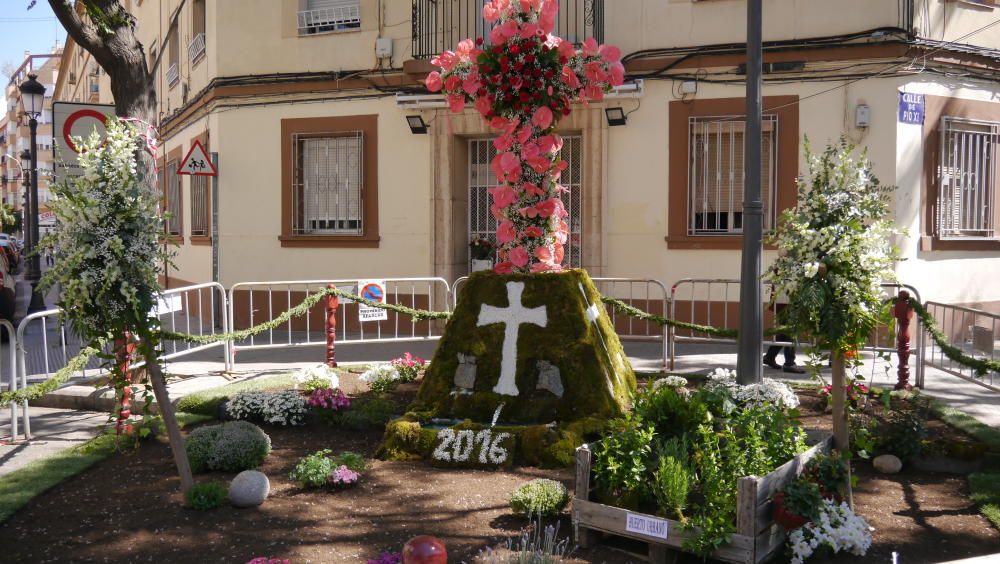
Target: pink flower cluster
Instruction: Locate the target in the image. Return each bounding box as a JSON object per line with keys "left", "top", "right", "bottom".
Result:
{"left": 426, "top": 0, "right": 624, "bottom": 273}
{"left": 307, "top": 388, "right": 351, "bottom": 411}
{"left": 391, "top": 352, "right": 426, "bottom": 383}
{"left": 328, "top": 464, "right": 360, "bottom": 487}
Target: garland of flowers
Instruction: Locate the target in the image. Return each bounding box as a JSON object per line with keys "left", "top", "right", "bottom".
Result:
{"left": 0, "top": 345, "right": 101, "bottom": 408}
{"left": 600, "top": 296, "right": 795, "bottom": 338}
{"left": 428, "top": 0, "right": 624, "bottom": 273}
{"left": 905, "top": 296, "right": 1000, "bottom": 376}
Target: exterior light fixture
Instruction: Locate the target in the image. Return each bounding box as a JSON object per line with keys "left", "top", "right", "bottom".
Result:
{"left": 406, "top": 115, "right": 428, "bottom": 134}
{"left": 605, "top": 106, "right": 627, "bottom": 127}
{"left": 18, "top": 73, "right": 46, "bottom": 118}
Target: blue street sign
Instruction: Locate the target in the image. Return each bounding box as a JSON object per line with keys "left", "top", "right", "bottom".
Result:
{"left": 898, "top": 92, "right": 924, "bottom": 125}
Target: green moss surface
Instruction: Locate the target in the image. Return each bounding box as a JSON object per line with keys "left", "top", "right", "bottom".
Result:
{"left": 412, "top": 269, "right": 636, "bottom": 423}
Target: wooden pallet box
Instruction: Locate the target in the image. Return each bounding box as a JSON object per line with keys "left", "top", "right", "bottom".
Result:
{"left": 572, "top": 436, "right": 834, "bottom": 564}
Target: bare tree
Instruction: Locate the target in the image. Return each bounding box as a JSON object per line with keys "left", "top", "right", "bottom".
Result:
{"left": 48, "top": 0, "right": 155, "bottom": 122}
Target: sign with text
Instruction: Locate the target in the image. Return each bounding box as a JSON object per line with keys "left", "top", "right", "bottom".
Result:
{"left": 898, "top": 92, "right": 925, "bottom": 125}
{"left": 52, "top": 102, "right": 115, "bottom": 185}
{"left": 625, "top": 512, "right": 669, "bottom": 540}
{"left": 178, "top": 140, "right": 217, "bottom": 176}
{"left": 153, "top": 294, "right": 183, "bottom": 316}
{"left": 357, "top": 280, "right": 388, "bottom": 322}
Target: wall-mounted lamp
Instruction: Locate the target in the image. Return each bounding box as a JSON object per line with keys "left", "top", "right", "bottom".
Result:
{"left": 406, "top": 115, "right": 428, "bottom": 134}
{"left": 604, "top": 107, "right": 628, "bottom": 127}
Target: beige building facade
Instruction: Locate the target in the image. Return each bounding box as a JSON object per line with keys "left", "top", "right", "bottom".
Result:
{"left": 54, "top": 0, "right": 1000, "bottom": 310}
{"left": 2, "top": 47, "right": 62, "bottom": 225}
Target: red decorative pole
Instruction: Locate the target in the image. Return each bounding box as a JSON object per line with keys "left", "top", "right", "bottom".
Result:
{"left": 893, "top": 290, "right": 914, "bottom": 391}
{"left": 326, "top": 284, "right": 339, "bottom": 368}
{"left": 114, "top": 332, "right": 136, "bottom": 434}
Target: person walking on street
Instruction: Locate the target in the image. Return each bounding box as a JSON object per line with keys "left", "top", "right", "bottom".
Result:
{"left": 764, "top": 285, "right": 806, "bottom": 374}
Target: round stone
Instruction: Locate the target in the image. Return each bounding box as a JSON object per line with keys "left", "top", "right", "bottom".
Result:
{"left": 402, "top": 535, "right": 447, "bottom": 564}
{"left": 228, "top": 470, "right": 270, "bottom": 507}
{"left": 873, "top": 453, "right": 903, "bottom": 474}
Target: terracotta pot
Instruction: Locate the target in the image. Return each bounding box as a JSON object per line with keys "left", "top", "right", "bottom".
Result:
{"left": 771, "top": 491, "right": 809, "bottom": 531}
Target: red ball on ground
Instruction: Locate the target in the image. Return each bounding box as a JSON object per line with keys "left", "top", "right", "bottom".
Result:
{"left": 402, "top": 536, "right": 447, "bottom": 564}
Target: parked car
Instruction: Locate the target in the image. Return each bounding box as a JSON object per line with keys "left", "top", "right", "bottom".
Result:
{"left": 0, "top": 239, "right": 19, "bottom": 271}
{"left": 0, "top": 250, "right": 16, "bottom": 322}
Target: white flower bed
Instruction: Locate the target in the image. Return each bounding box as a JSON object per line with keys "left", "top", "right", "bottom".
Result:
{"left": 704, "top": 368, "right": 800, "bottom": 409}
{"left": 652, "top": 375, "right": 688, "bottom": 390}
{"left": 788, "top": 499, "right": 873, "bottom": 564}
{"left": 226, "top": 390, "right": 308, "bottom": 426}
{"left": 293, "top": 364, "right": 340, "bottom": 390}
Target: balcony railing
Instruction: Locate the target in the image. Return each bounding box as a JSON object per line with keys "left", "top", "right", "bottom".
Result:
{"left": 189, "top": 32, "right": 206, "bottom": 63}
{"left": 298, "top": 1, "right": 361, "bottom": 35}
{"left": 411, "top": 0, "right": 604, "bottom": 59}
{"left": 166, "top": 63, "right": 180, "bottom": 87}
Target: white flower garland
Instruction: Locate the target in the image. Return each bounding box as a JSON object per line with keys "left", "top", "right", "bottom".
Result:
{"left": 704, "top": 367, "right": 800, "bottom": 409}
{"left": 788, "top": 499, "right": 873, "bottom": 564}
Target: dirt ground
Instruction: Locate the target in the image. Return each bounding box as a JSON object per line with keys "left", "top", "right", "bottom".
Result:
{"left": 0, "top": 386, "right": 996, "bottom": 563}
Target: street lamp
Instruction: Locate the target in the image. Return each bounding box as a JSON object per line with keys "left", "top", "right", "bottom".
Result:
{"left": 19, "top": 73, "right": 47, "bottom": 313}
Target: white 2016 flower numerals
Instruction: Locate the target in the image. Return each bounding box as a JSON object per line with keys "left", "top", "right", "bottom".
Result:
{"left": 433, "top": 428, "right": 511, "bottom": 464}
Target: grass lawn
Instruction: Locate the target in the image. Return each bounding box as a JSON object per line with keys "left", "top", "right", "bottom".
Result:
{"left": 969, "top": 472, "right": 1000, "bottom": 530}
{"left": 0, "top": 412, "right": 212, "bottom": 523}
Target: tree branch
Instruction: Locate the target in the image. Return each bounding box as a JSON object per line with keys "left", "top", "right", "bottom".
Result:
{"left": 48, "top": 1, "right": 112, "bottom": 66}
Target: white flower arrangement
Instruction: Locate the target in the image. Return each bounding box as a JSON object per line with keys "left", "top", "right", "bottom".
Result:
{"left": 293, "top": 364, "right": 340, "bottom": 390}
{"left": 704, "top": 367, "right": 800, "bottom": 409}
{"left": 788, "top": 499, "right": 873, "bottom": 564}
{"left": 360, "top": 363, "right": 401, "bottom": 384}
{"left": 226, "top": 390, "right": 308, "bottom": 426}
{"left": 652, "top": 375, "right": 688, "bottom": 390}
{"left": 433, "top": 428, "right": 511, "bottom": 465}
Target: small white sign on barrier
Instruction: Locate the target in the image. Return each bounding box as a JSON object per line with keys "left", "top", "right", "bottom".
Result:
{"left": 154, "top": 294, "right": 183, "bottom": 316}
{"left": 357, "top": 280, "right": 388, "bottom": 322}
{"left": 625, "top": 512, "right": 669, "bottom": 540}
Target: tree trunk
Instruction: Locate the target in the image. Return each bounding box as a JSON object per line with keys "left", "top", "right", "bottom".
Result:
{"left": 144, "top": 348, "right": 194, "bottom": 496}
{"left": 830, "top": 350, "right": 854, "bottom": 507}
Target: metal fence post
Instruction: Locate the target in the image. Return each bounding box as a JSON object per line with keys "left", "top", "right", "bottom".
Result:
{"left": 326, "top": 284, "right": 339, "bottom": 368}
{"left": 893, "top": 290, "right": 914, "bottom": 391}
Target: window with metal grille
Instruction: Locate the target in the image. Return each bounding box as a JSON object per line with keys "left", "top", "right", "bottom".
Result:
{"left": 165, "top": 160, "right": 182, "bottom": 236}
{"left": 293, "top": 132, "right": 364, "bottom": 235}
{"left": 937, "top": 117, "right": 999, "bottom": 239}
{"left": 298, "top": 0, "right": 361, "bottom": 35}
{"left": 688, "top": 115, "right": 777, "bottom": 235}
{"left": 468, "top": 135, "right": 583, "bottom": 268}
{"left": 190, "top": 173, "right": 210, "bottom": 237}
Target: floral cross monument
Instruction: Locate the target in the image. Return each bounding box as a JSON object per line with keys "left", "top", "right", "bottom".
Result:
{"left": 427, "top": 0, "right": 624, "bottom": 274}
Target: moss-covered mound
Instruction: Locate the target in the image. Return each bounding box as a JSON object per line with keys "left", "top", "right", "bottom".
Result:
{"left": 411, "top": 269, "right": 636, "bottom": 423}
{"left": 377, "top": 415, "right": 606, "bottom": 468}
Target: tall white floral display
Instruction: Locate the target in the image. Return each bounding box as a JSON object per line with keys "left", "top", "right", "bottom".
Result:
{"left": 765, "top": 140, "right": 899, "bottom": 502}
{"left": 42, "top": 120, "right": 194, "bottom": 495}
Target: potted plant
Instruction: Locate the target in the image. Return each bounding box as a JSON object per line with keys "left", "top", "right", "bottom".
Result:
{"left": 469, "top": 238, "right": 495, "bottom": 272}
{"left": 772, "top": 478, "right": 823, "bottom": 531}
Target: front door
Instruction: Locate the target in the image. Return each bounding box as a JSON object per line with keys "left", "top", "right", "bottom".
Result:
{"left": 467, "top": 135, "right": 583, "bottom": 269}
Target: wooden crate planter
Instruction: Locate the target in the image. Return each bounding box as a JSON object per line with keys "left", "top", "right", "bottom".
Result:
{"left": 572, "top": 436, "right": 833, "bottom": 564}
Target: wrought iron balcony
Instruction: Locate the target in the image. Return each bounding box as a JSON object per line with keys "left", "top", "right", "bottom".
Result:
{"left": 189, "top": 32, "right": 206, "bottom": 63}
{"left": 411, "top": 0, "right": 604, "bottom": 60}
{"left": 166, "top": 63, "right": 180, "bottom": 87}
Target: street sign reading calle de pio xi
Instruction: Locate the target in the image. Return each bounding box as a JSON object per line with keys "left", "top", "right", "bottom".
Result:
{"left": 52, "top": 102, "right": 116, "bottom": 185}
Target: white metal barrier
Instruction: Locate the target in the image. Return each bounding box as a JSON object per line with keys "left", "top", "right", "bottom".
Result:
{"left": 921, "top": 301, "right": 999, "bottom": 392}
{"left": 452, "top": 276, "right": 670, "bottom": 368}
{"left": 158, "top": 282, "right": 231, "bottom": 371}
{"left": 669, "top": 279, "right": 923, "bottom": 377}
{"left": 227, "top": 278, "right": 452, "bottom": 366}
{"left": 1, "top": 320, "right": 21, "bottom": 441}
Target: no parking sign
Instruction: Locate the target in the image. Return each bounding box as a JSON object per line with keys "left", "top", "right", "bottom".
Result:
{"left": 357, "top": 280, "right": 388, "bottom": 322}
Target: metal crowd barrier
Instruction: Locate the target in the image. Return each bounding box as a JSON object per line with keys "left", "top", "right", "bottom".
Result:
{"left": 921, "top": 301, "right": 999, "bottom": 392}
{"left": 158, "top": 282, "right": 231, "bottom": 371}
{"left": 1, "top": 319, "right": 21, "bottom": 441}
{"left": 227, "top": 278, "right": 452, "bottom": 367}
{"left": 668, "top": 278, "right": 923, "bottom": 377}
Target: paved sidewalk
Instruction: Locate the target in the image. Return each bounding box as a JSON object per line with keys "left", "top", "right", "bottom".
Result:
{"left": 0, "top": 406, "right": 108, "bottom": 478}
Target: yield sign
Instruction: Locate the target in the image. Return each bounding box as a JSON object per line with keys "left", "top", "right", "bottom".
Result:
{"left": 178, "top": 140, "right": 217, "bottom": 176}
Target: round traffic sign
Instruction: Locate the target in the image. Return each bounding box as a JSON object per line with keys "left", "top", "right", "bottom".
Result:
{"left": 361, "top": 283, "right": 384, "bottom": 302}
{"left": 62, "top": 109, "right": 111, "bottom": 153}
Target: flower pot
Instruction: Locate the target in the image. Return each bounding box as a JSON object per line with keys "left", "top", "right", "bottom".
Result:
{"left": 471, "top": 259, "right": 493, "bottom": 272}
{"left": 771, "top": 491, "right": 809, "bottom": 531}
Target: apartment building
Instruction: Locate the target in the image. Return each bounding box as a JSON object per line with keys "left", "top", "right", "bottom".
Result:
{"left": 54, "top": 0, "right": 1000, "bottom": 310}
{"left": 1, "top": 46, "right": 62, "bottom": 228}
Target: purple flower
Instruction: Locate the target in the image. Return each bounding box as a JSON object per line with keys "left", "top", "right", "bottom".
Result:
{"left": 307, "top": 388, "right": 351, "bottom": 411}
{"left": 246, "top": 558, "right": 290, "bottom": 564}
{"left": 328, "top": 464, "right": 360, "bottom": 486}
{"left": 367, "top": 552, "right": 402, "bottom": 564}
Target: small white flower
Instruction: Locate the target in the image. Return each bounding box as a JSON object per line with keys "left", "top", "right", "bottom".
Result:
{"left": 803, "top": 262, "right": 820, "bottom": 278}
{"left": 652, "top": 375, "right": 688, "bottom": 390}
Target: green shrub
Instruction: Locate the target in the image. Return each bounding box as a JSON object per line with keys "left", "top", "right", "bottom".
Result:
{"left": 186, "top": 421, "right": 271, "bottom": 473}
{"left": 878, "top": 408, "right": 927, "bottom": 459}
{"left": 776, "top": 479, "right": 823, "bottom": 521}
{"left": 289, "top": 449, "right": 334, "bottom": 488}
{"left": 332, "top": 451, "right": 366, "bottom": 474}
{"left": 652, "top": 438, "right": 690, "bottom": 521}
{"left": 186, "top": 481, "right": 228, "bottom": 511}
{"left": 337, "top": 396, "right": 397, "bottom": 429}
{"left": 509, "top": 479, "right": 569, "bottom": 517}
{"left": 592, "top": 414, "right": 654, "bottom": 498}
